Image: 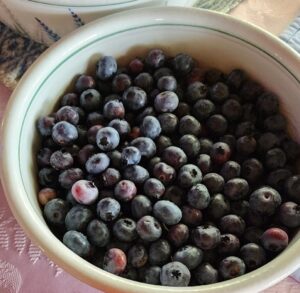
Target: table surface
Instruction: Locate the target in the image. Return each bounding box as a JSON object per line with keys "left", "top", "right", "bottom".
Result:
{"left": 0, "top": 1, "right": 300, "bottom": 292}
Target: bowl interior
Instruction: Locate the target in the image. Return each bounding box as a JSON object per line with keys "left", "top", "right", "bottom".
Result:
{"left": 4, "top": 8, "right": 300, "bottom": 293}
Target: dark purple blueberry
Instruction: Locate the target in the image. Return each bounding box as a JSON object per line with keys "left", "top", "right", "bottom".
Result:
{"left": 128, "top": 244, "right": 148, "bottom": 268}
{"left": 112, "top": 73, "right": 131, "bottom": 93}
{"left": 210, "top": 82, "right": 229, "bottom": 103}
{"left": 145, "top": 49, "right": 165, "bottom": 69}
{"left": 144, "top": 178, "right": 165, "bottom": 199}
{"left": 97, "top": 197, "right": 121, "bottom": 221}
{"left": 158, "top": 113, "right": 178, "bottom": 135}
{"left": 179, "top": 115, "right": 201, "bottom": 136}
{"left": 136, "top": 215, "right": 162, "bottom": 242}
{"left": 96, "top": 126, "right": 120, "bottom": 151}
{"left": 218, "top": 234, "right": 240, "bottom": 255}
{"left": 123, "top": 165, "right": 150, "bottom": 185}
{"left": 85, "top": 153, "right": 110, "bottom": 174}
{"left": 149, "top": 239, "right": 171, "bottom": 266}
{"left": 256, "top": 92, "right": 279, "bottom": 117}
{"left": 71, "top": 179, "right": 99, "bottom": 205}
{"left": 168, "top": 224, "right": 189, "bottom": 247}
{"left": 96, "top": 56, "right": 117, "bottom": 81}
{"left": 114, "top": 180, "right": 137, "bottom": 202}
{"left": 264, "top": 114, "right": 286, "bottom": 132}
{"left": 140, "top": 266, "right": 161, "bottom": 285}
{"left": 239, "top": 80, "right": 263, "bottom": 101}
{"left": 131, "top": 195, "right": 152, "bottom": 219}
{"left": 37, "top": 148, "right": 52, "bottom": 167}
{"left": 122, "top": 86, "right": 147, "bottom": 111}
{"left": 242, "top": 158, "right": 264, "bottom": 184}
{"left": 240, "top": 243, "right": 266, "bottom": 270}
{"left": 179, "top": 134, "right": 201, "bottom": 158}
{"left": 43, "top": 198, "right": 69, "bottom": 226}
{"left": 162, "top": 146, "right": 187, "bottom": 169}
{"left": 219, "top": 214, "right": 246, "bottom": 237}
{"left": 230, "top": 200, "right": 250, "bottom": 218}
{"left": 187, "top": 184, "right": 210, "bottom": 210}
{"left": 285, "top": 175, "right": 300, "bottom": 203}
{"left": 202, "top": 173, "right": 225, "bottom": 194}
{"left": 108, "top": 119, "right": 131, "bottom": 138}
{"left": 103, "top": 248, "right": 127, "bottom": 275}
{"left": 182, "top": 205, "right": 203, "bottom": 227}
{"left": 86, "top": 112, "right": 104, "bottom": 127}
{"left": 63, "top": 230, "right": 91, "bottom": 258}
{"left": 78, "top": 144, "right": 96, "bottom": 166}
{"left": 163, "top": 185, "right": 184, "bottom": 206}
{"left": 186, "top": 81, "right": 208, "bottom": 103}
{"left": 79, "top": 89, "right": 101, "bottom": 112}
{"left": 65, "top": 205, "right": 93, "bottom": 231}
{"left": 243, "top": 227, "right": 264, "bottom": 244}
{"left": 193, "top": 99, "right": 215, "bottom": 121}
{"left": 219, "top": 256, "right": 246, "bottom": 280}
{"left": 103, "top": 100, "right": 125, "bottom": 120}
{"left": 208, "top": 194, "right": 230, "bottom": 220}
{"left": 282, "top": 139, "right": 300, "bottom": 161}
{"left": 131, "top": 137, "right": 156, "bottom": 158}
{"left": 157, "top": 75, "right": 177, "bottom": 92}
{"left": 128, "top": 58, "right": 144, "bottom": 75}
{"left": 121, "top": 146, "right": 141, "bottom": 167}
{"left": 226, "top": 69, "right": 245, "bottom": 91}
{"left": 52, "top": 121, "right": 78, "bottom": 146}
{"left": 87, "top": 219, "right": 110, "bottom": 247}
{"left": 242, "top": 102, "right": 257, "bottom": 123}
{"left": 61, "top": 93, "right": 79, "bottom": 107}
{"left": 257, "top": 132, "right": 279, "bottom": 153}
{"left": 75, "top": 75, "right": 95, "bottom": 93}
{"left": 76, "top": 125, "right": 88, "bottom": 145}
{"left": 265, "top": 148, "right": 286, "bottom": 170}
{"left": 156, "top": 135, "right": 172, "bottom": 155}
{"left": 235, "top": 121, "right": 255, "bottom": 137}
{"left": 113, "top": 218, "right": 137, "bottom": 242}
{"left": 58, "top": 168, "right": 83, "bottom": 189}
{"left": 153, "top": 67, "right": 173, "bottom": 81}
{"left": 140, "top": 116, "right": 161, "bottom": 139}
{"left": 107, "top": 150, "right": 122, "bottom": 169}
{"left": 206, "top": 114, "right": 228, "bottom": 136}
{"left": 224, "top": 178, "right": 249, "bottom": 201}
{"left": 261, "top": 227, "right": 289, "bottom": 252}
{"left": 173, "top": 245, "right": 203, "bottom": 270}
{"left": 50, "top": 150, "right": 73, "bottom": 170}
{"left": 87, "top": 125, "right": 102, "bottom": 144}
{"left": 236, "top": 136, "right": 257, "bottom": 156}
{"left": 199, "top": 138, "right": 213, "bottom": 155}
{"left": 160, "top": 261, "right": 191, "bottom": 287}
{"left": 210, "top": 142, "right": 231, "bottom": 165}
{"left": 101, "top": 168, "right": 121, "bottom": 187}
{"left": 204, "top": 68, "right": 224, "bottom": 85}
{"left": 56, "top": 106, "right": 79, "bottom": 125}
{"left": 154, "top": 91, "right": 179, "bottom": 113}
{"left": 279, "top": 202, "right": 300, "bottom": 227}
{"left": 196, "top": 154, "right": 212, "bottom": 174}
{"left": 172, "top": 53, "right": 194, "bottom": 76}
{"left": 120, "top": 267, "right": 138, "bottom": 281}
{"left": 222, "top": 99, "right": 242, "bottom": 121}
{"left": 249, "top": 186, "right": 282, "bottom": 216}
{"left": 153, "top": 200, "right": 182, "bottom": 225}
{"left": 178, "top": 164, "right": 202, "bottom": 189}
{"left": 134, "top": 72, "right": 153, "bottom": 93}
{"left": 194, "top": 263, "right": 218, "bottom": 285}
{"left": 193, "top": 225, "right": 221, "bottom": 250}
{"left": 174, "top": 102, "right": 190, "bottom": 118}
{"left": 220, "top": 161, "right": 241, "bottom": 181}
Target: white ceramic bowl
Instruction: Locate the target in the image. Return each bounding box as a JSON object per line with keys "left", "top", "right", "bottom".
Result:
{"left": 1, "top": 6, "right": 300, "bottom": 293}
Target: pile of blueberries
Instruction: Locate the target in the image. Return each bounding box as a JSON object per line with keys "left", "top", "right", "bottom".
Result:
{"left": 37, "top": 48, "right": 300, "bottom": 287}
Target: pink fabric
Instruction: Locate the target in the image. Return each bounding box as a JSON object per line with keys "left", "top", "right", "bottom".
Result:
{"left": 0, "top": 84, "right": 299, "bottom": 292}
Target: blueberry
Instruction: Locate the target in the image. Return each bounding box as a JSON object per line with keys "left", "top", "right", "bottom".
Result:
{"left": 182, "top": 205, "right": 203, "bottom": 227}
{"left": 103, "top": 248, "right": 127, "bottom": 275}
{"left": 240, "top": 243, "right": 266, "bottom": 270}
{"left": 204, "top": 68, "right": 224, "bottom": 85}
{"left": 243, "top": 227, "right": 264, "bottom": 244}
{"left": 167, "top": 224, "right": 189, "bottom": 247}
{"left": 218, "top": 234, "right": 240, "bottom": 255}
{"left": 44, "top": 198, "right": 69, "bottom": 226}
{"left": 178, "top": 164, "right": 202, "bottom": 189}
{"left": 236, "top": 136, "right": 256, "bottom": 156}
{"left": 79, "top": 89, "right": 101, "bottom": 112}
{"left": 249, "top": 186, "right": 282, "bottom": 216}
{"left": 128, "top": 244, "right": 148, "bottom": 268}
{"left": 207, "top": 194, "right": 230, "bottom": 220}
{"left": 199, "top": 138, "right": 213, "bottom": 154}
{"left": 56, "top": 106, "right": 79, "bottom": 125}
{"left": 219, "top": 256, "right": 246, "bottom": 280}
{"left": 77, "top": 144, "right": 96, "bottom": 166}
{"left": 114, "top": 180, "right": 137, "bottom": 202}
{"left": 163, "top": 185, "right": 184, "bottom": 206}
{"left": 224, "top": 178, "right": 249, "bottom": 201}
{"left": 103, "top": 100, "right": 125, "bottom": 120}
{"left": 193, "top": 225, "right": 221, "bottom": 250}
{"left": 194, "top": 263, "right": 218, "bottom": 285}
{"left": 193, "top": 99, "right": 215, "bottom": 121}
{"left": 75, "top": 75, "right": 95, "bottom": 92}
{"left": 196, "top": 154, "right": 212, "bottom": 174}
{"left": 136, "top": 215, "right": 162, "bottom": 242}
{"left": 113, "top": 218, "right": 137, "bottom": 242}
{"left": 61, "top": 93, "right": 79, "bottom": 107}
{"left": 174, "top": 102, "right": 190, "bottom": 118}
{"left": 120, "top": 267, "right": 138, "bottom": 281}
{"left": 173, "top": 245, "right": 203, "bottom": 270}
{"left": 222, "top": 99, "right": 242, "bottom": 121}
{"left": 206, "top": 114, "right": 228, "bottom": 136}
{"left": 131, "top": 137, "right": 156, "bottom": 158}
{"left": 172, "top": 53, "right": 194, "bottom": 76}
{"left": 179, "top": 115, "right": 201, "bottom": 136}
{"left": 220, "top": 214, "right": 246, "bottom": 237}
{"left": 131, "top": 195, "right": 152, "bottom": 219}
{"left": 145, "top": 49, "right": 165, "bottom": 69}
{"left": 37, "top": 148, "right": 52, "bottom": 167}
{"left": 186, "top": 81, "right": 208, "bottom": 103}
{"left": 123, "top": 165, "right": 150, "bottom": 185}
{"left": 156, "top": 135, "right": 172, "bottom": 155}
{"left": 160, "top": 261, "right": 191, "bottom": 287}
{"left": 265, "top": 148, "right": 286, "bottom": 170}
{"left": 140, "top": 266, "right": 161, "bottom": 285}
{"left": 87, "top": 125, "right": 102, "bottom": 144}
{"left": 242, "top": 103, "right": 257, "bottom": 123}
{"left": 52, "top": 121, "right": 78, "bottom": 146}
{"left": 108, "top": 119, "right": 131, "bottom": 138}
{"left": 239, "top": 80, "right": 263, "bottom": 101}
{"left": 279, "top": 202, "right": 300, "bottom": 227}
{"left": 65, "top": 205, "right": 93, "bottom": 231}
{"left": 134, "top": 72, "right": 153, "bottom": 92}
{"left": 38, "top": 188, "right": 57, "bottom": 206}
{"left": 140, "top": 116, "right": 161, "bottom": 139}
{"left": 96, "top": 127, "right": 120, "bottom": 151}
{"left": 144, "top": 178, "right": 165, "bottom": 199}
{"left": 179, "top": 135, "right": 201, "bottom": 158}
{"left": 220, "top": 161, "right": 241, "bottom": 181}
{"left": 71, "top": 180, "right": 99, "bottom": 205}
{"left": 153, "top": 67, "right": 173, "bottom": 81}
{"left": 128, "top": 58, "right": 144, "bottom": 75}
{"left": 49, "top": 150, "right": 73, "bottom": 170}
{"left": 112, "top": 73, "right": 131, "bottom": 93}
{"left": 59, "top": 168, "right": 83, "bottom": 189}
{"left": 210, "top": 82, "right": 229, "bottom": 103}
{"left": 85, "top": 153, "right": 110, "bottom": 174}
{"left": 157, "top": 75, "right": 177, "bottom": 92}
{"left": 63, "top": 230, "right": 91, "bottom": 258}
{"left": 154, "top": 91, "right": 179, "bottom": 113}
{"left": 153, "top": 200, "right": 182, "bottom": 225}
{"left": 257, "top": 132, "right": 279, "bottom": 152}
{"left": 97, "top": 197, "right": 121, "bottom": 221}
{"left": 210, "top": 142, "right": 231, "bottom": 165}
{"left": 282, "top": 139, "right": 300, "bottom": 161}
{"left": 285, "top": 175, "right": 300, "bottom": 203}
{"left": 121, "top": 146, "right": 141, "bottom": 167}
{"left": 149, "top": 239, "right": 171, "bottom": 266}
{"left": 226, "top": 69, "right": 245, "bottom": 91}
{"left": 87, "top": 219, "right": 110, "bottom": 247}
{"left": 162, "top": 146, "right": 187, "bottom": 169}
{"left": 235, "top": 121, "right": 255, "bottom": 137}
{"left": 230, "top": 200, "right": 250, "bottom": 218}
{"left": 148, "top": 156, "right": 162, "bottom": 172}
{"left": 202, "top": 173, "right": 225, "bottom": 194}
{"left": 96, "top": 56, "right": 117, "bottom": 80}
{"left": 122, "top": 86, "right": 147, "bottom": 111}
{"left": 264, "top": 114, "right": 286, "bottom": 132}
{"left": 256, "top": 92, "right": 279, "bottom": 117}
{"left": 86, "top": 112, "right": 105, "bottom": 127}
{"left": 261, "top": 227, "right": 289, "bottom": 252}
{"left": 241, "top": 158, "right": 264, "bottom": 184}
{"left": 101, "top": 168, "right": 121, "bottom": 187}
{"left": 158, "top": 113, "right": 178, "bottom": 134}
{"left": 107, "top": 150, "right": 122, "bottom": 169}
{"left": 187, "top": 184, "right": 210, "bottom": 210}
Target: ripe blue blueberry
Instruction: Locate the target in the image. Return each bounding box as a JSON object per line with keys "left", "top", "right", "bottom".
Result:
{"left": 240, "top": 243, "right": 266, "bottom": 270}
{"left": 194, "top": 263, "right": 218, "bottom": 285}
{"left": 96, "top": 56, "right": 117, "bottom": 81}
{"left": 97, "top": 197, "right": 121, "bottom": 221}
{"left": 123, "top": 165, "right": 150, "bottom": 185}
{"left": 131, "top": 137, "right": 157, "bottom": 158}
{"left": 122, "top": 86, "right": 147, "bottom": 111}
{"left": 103, "top": 100, "right": 125, "bottom": 120}
{"left": 59, "top": 168, "right": 83, "bottom": 189}
{"left": 178, "top": 164, "right": 202, "bottom": 189}
{"left": 144, "top": 178, "right": 165, "bottom": 199}
{"left": 80, "top": 89, "right": 101, "bottom": 112}
{"left": 56, "top": 106, "right": 79, "bottom": 125}
{"left": 63, "top": 230, "right": 92, "bottom": 258}
{"left": 187, "top": 184, "right": 210, "bottom": 210}
{"left": 65, "top": 205, "right": 93, "bottom": 231}
{"left": 87, "top": 219, "right": 110, "bottom": 247}
{"left": 149, "top": 239, "right": 171, "bottom": 266}
{"left": 85, "top": 153, "right": 110, "bottom": 174}
{"left": 52, "top": 121, "right": 78, "bottom": 146}
{"left": 128, "top": 244, "right": 148, "bottom": 268}
{"left": 96, "top": 127, "right": 120, "bottom": 151}
{"left": 136, "top": 215, "right": 162, "bottom": 242}
{"left": 154, "top": 91, "right": 179, "bottom": 113}
{"left": 140, "top": 116, "right": 161, "bottom": 139}
{"left": 131, "top": 195, "right": 152, "bottom": 219}
{"left": 153, "top": 200, "right": 182, "bottom": 225}
{"left": 44, "top": 198, "right": 69, "bottom": 226}
{"left": 113, "top": 218, "right": 137, "bottom": 242}
{"left": 160, "top": 261, "right": 191, "bottom": 287}
{"left": 193, "top": 225, "right": 221, "bottom": 250}
{"left": 173, "top": 245, "right": 203, "bottom": 270}
{"left": 121, "top": 146, "right": 141, "bottom": 167}
{"left": 219, "top": 256, "right": 246, "bottom": 280}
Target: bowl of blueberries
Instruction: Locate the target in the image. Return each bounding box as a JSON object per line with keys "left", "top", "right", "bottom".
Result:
{"left": 1, "top": 6, "right": 300, "bottom": 293}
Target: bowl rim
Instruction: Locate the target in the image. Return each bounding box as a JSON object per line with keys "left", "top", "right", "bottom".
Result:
{"left": 1, "top": 6, "right": 300, "bottom": 293}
